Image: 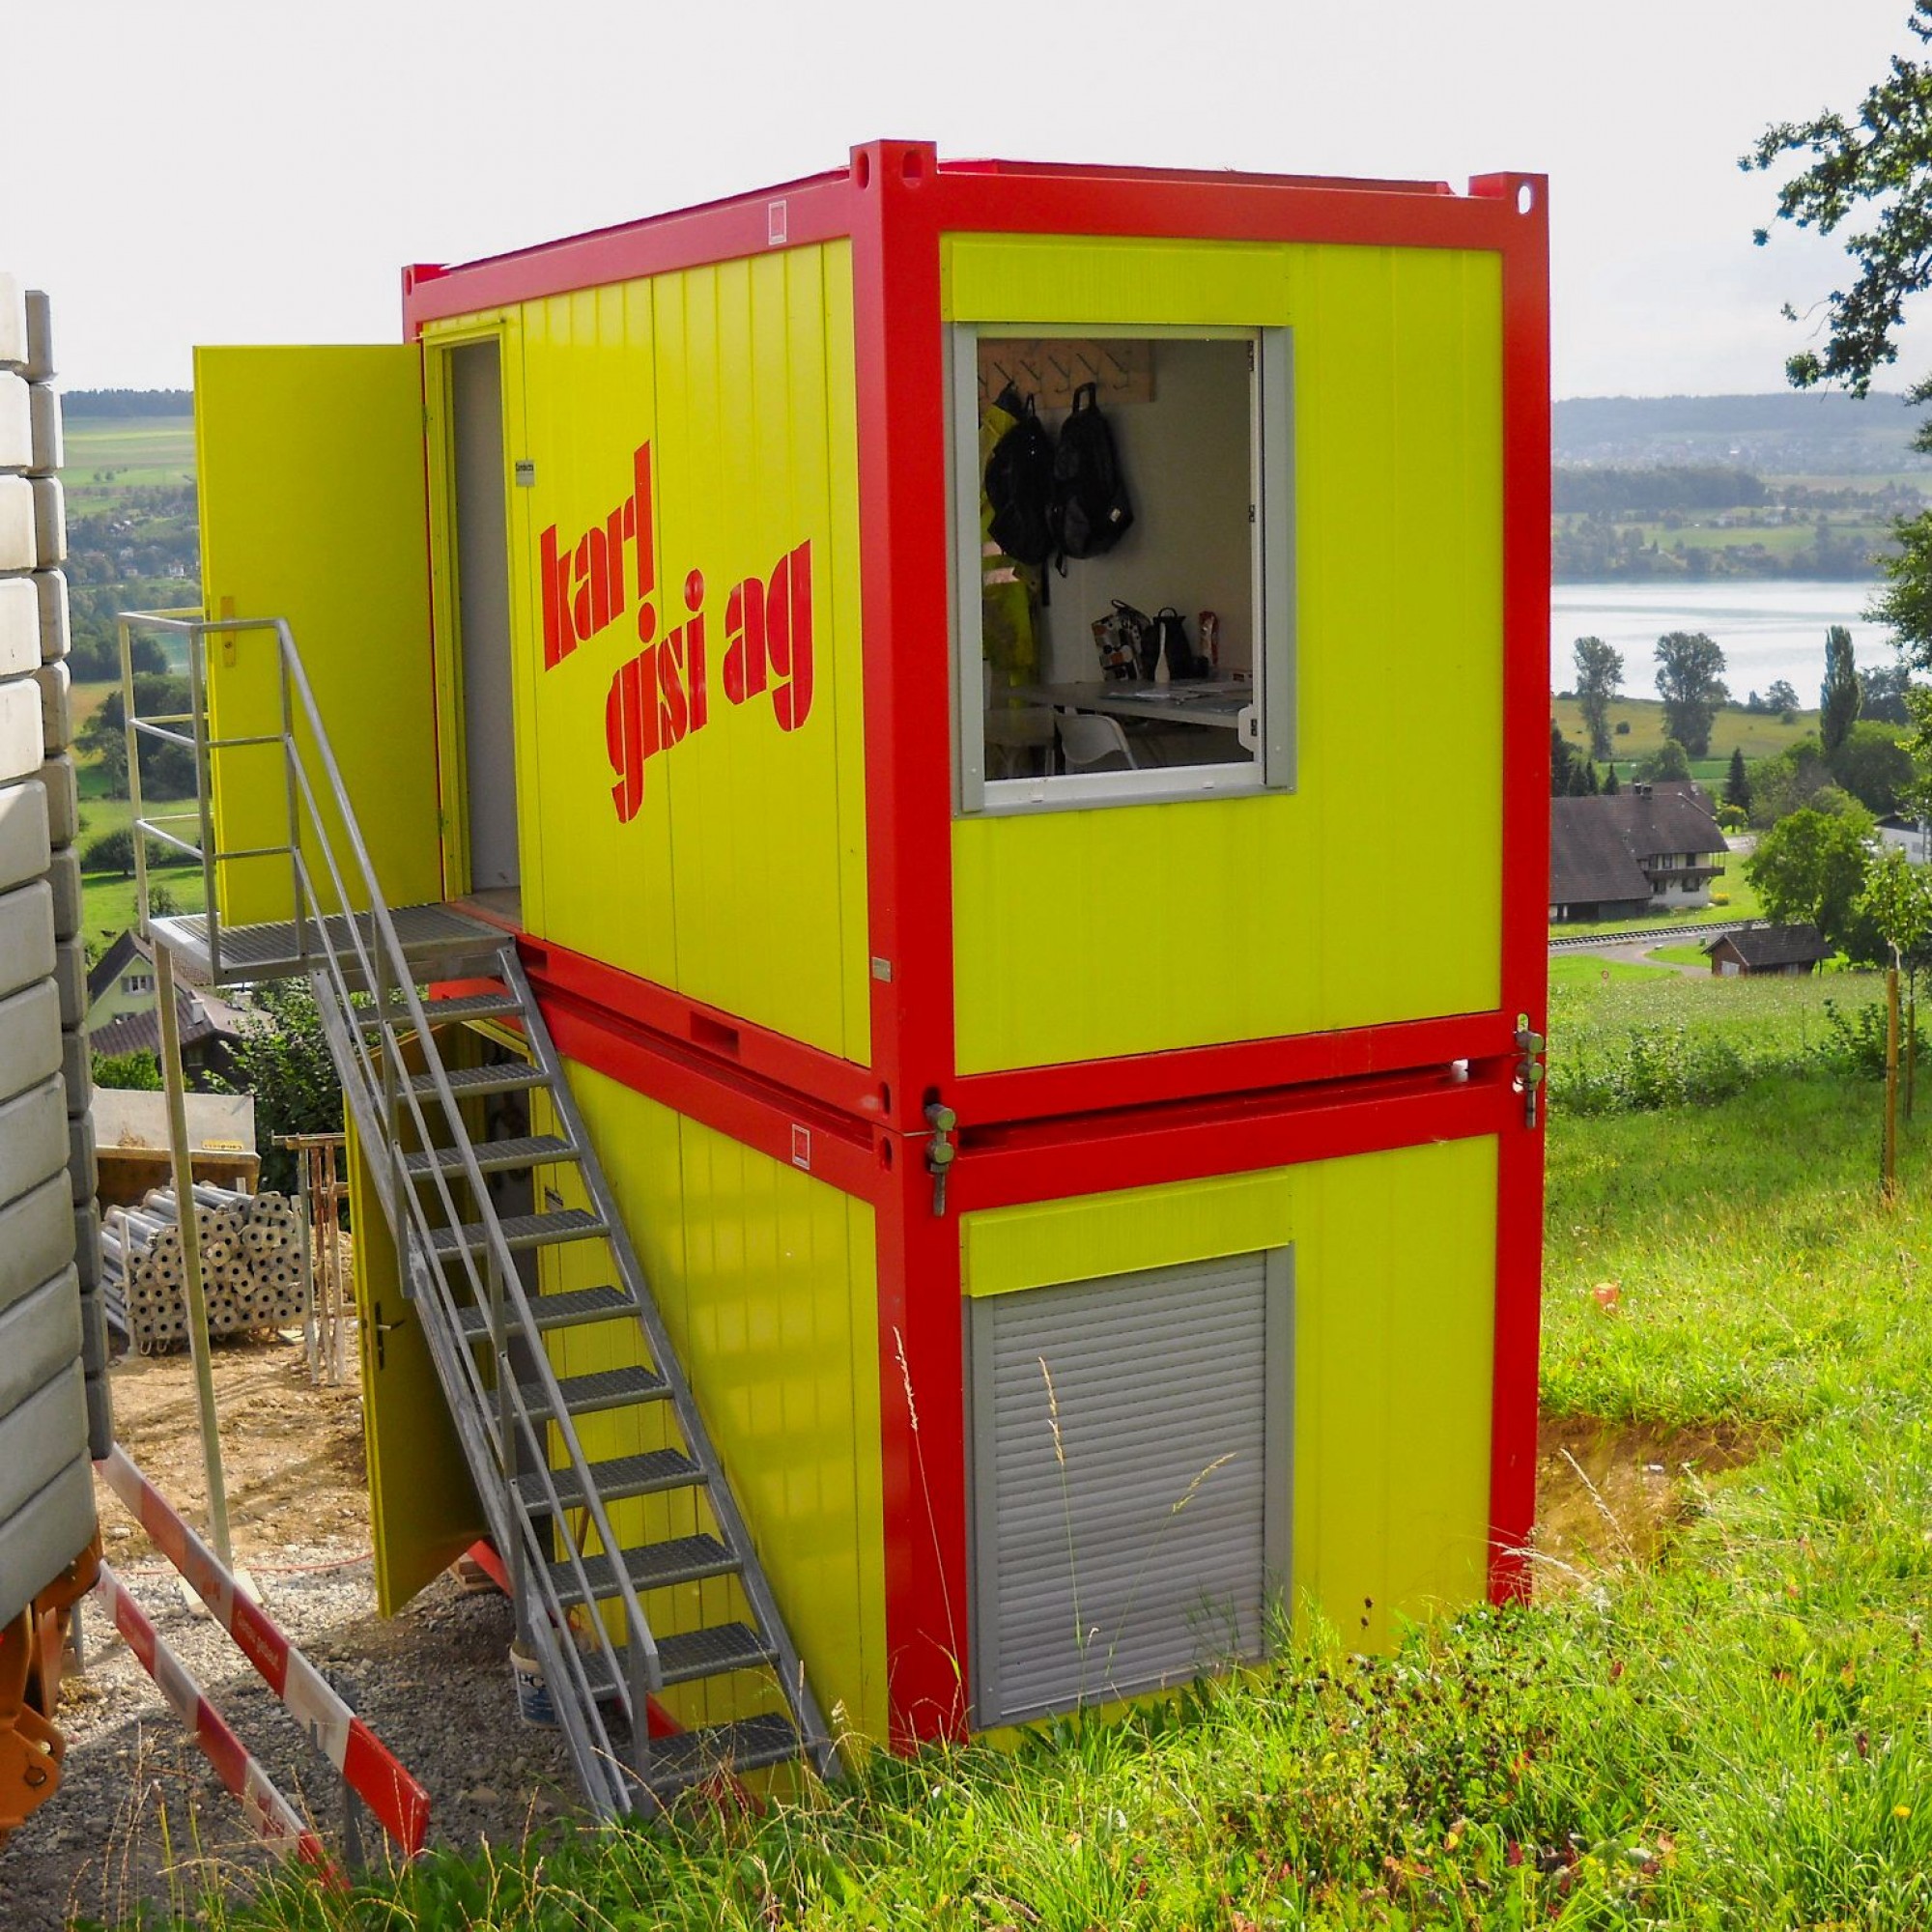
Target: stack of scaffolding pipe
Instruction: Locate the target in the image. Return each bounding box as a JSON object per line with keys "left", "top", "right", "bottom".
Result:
{"left": 99, "top": 1184, "right": 306, "bottom": 1352}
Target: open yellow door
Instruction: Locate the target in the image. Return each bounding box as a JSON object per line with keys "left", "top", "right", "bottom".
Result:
{"left": 194, "top": 347, "right": 444, "bottom": 925}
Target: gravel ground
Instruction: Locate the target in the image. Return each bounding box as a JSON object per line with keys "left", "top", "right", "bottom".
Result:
{"left": 6, "top": 1557, "right": 586, "bottom": 1929}
{"left": 2, "top": 1341, "right": 593, "bottom": 1929}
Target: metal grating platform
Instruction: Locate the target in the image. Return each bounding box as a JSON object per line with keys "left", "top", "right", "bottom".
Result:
{"left": 150, "top": 903, "right": 507, "bottom": 990}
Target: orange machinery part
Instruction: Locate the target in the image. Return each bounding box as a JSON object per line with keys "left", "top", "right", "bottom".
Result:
{"left": 0, "top": 1535, "right": 101, "bottom": 1849}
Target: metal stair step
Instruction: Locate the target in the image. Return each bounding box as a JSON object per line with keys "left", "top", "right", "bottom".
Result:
{"left": 361, "top": 990, "right": 524, "bottom": 1034}
{"left": 518, "top": 1365, "right": 669, "bottom": 1424}
{"left": 408, "top": 1060, "right": 547, "bottom": 1099}
{"left": 549, "top": 1533, "right": 737, "bottom": 1606}
{"left": 403, "top": 1133, "right": 579, "bottom": 1179}
{"left": 582, "top": 1621, "right": 778, "bottom": 1698}
{"left": 429, "top": 1207, "right": 607, "bottom": 1257}
{"left": 645, "top": 1712, "right": 801, "bottom": 1793}
{"left": 513, "top": 1444, "right": 700, "bottom": 1510}
{"left": 461, "top": 1284, "right": 636, "bottom": 1343}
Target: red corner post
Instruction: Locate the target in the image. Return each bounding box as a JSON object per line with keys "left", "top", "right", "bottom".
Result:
{"left": 1472, "top": 170, "right": 1551, "bottom": 1605}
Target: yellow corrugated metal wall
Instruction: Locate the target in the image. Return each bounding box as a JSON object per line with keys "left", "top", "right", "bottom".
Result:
{"left": 533, "top": 1060, "right": 889, "bottom": 1743}
{"left": 945, "top": 235, "right": 1504, "bottom": 1072}
{"left": 483, "top": 242, "right": 869, "bottom": 1062}
{"left": 959, "top": 1134, "right": 1498, "bottom": 1648}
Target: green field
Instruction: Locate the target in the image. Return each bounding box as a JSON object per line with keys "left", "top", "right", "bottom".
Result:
{"left": 63, "top": 414, "right": 196, "bottom": 497}
{"left": 1550, "top": 692, "right": 1823, "bottom": 764}
{"left": 132, "top": 976, "right": 1932, "bottom": 1928}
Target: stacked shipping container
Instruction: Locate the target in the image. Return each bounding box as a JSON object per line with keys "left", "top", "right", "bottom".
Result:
{"left": 192, "top": 144, "right": 1548, "bottom": 1750}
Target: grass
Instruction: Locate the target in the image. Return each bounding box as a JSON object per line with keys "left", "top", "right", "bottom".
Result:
{"left": 1549, "top": 694, "right": 1820, "bottom": 763}
{"left": 1547, "top": 952, "right": 1676, "bottom": 988}
{"left": 63, "top": 415, "right": 196, "bottom": 499}
{"left": 1643, "top": 942, "right": 1709, "bottom": 967}
{"left": 114, "top": 979, "right": 1932, "bottom": 1929}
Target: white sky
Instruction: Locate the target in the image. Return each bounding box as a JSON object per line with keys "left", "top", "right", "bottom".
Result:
{"left": 0, "top": 0, "right": 1920, "bottom": 397}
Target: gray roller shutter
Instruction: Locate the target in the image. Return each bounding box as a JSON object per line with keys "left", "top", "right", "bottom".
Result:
{"left": 968, "top": 1250, "right": 1290, "bottom": 1728}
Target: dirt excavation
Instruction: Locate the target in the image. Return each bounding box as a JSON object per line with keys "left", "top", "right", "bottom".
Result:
{"left": 1533, "top": 1413, "right": 1769, "bottom": 1587}
{"left": 3, "top": 1329, "right": 1768, "bottom": 1929}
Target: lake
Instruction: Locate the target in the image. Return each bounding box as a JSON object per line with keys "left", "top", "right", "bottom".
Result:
{"left": 1551, "top": 581, "right": 1897, "bottom": 704}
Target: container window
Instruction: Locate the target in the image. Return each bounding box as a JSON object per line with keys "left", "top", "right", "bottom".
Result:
{"left": 966, "top": 1249, "right": 1291, "bottom": 1728}
{"left": 951, "top": 327, "right": 1293, "bottom": 815}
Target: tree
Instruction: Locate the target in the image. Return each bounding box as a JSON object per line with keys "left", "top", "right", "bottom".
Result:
{"left": 1654, "top": 632, "right": 1728, "bottom": 755}
{"left": 221, "top": 980, "right": 345, "bottom": 1192}
{"left": 1764, "top": 678, "right": 1802, "bottom": 717}
{"left": 1863, "top": 661, "right": 1916, "bottom": 725}
{"left": 1749, "top": 24, "right": 1932, "bottom": 811}
{"left": 1822, "top": 625, "right": 1862, "bottom": 754}
{"left": 1830, "top": 720, "right": 1917, "bottom": 814}
{"left": 1549, "top": 720, "right": 1577, "bottom": 799}
{"left": 1853, "top": 847, "right": 1932, "bottom": 1196}
{"left": 1745, "top": 805, "right": 1876, "bottom": 949}
{"left": 1725, "top": 746, "right": 1752, "bottom": 812}
{"left": 1638, "top": 739, "right": 1692, "bottom": 783}
{"left": 1572, "top": 636, "right": 1623, "bottom": 760}
{"left": 75, "top": 675, "right": 197, "bottom": 798}
{"left": 92, "top": 1048, "right": 161, "bottom": 1092}
{"left": 1603, "top": 763, "right": 1621, "bottom": 795}
{"left": 1747, "top": 736, "right": 1832, "bottom": 827}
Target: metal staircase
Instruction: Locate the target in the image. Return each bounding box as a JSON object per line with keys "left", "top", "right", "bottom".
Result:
{"left": 117, "top": 612, "right": 838, "bottom": 1819}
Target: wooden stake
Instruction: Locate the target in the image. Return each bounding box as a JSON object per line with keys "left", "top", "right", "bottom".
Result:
{"left": 1886, "top": 962, "right": 1901, "bottom": 1198}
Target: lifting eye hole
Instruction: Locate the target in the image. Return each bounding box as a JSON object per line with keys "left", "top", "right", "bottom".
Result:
{"left": 853, "top": 152, "right": 871, "bottom": 190}
{"left": 900, "top": 149, "right": 926, "bottom": 185}
{"left": 1516, "top": 183, "right": 1535, "bottom": 215}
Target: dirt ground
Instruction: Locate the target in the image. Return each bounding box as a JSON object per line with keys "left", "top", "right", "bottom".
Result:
{"left": 99, "top": 1336, "right": 373, "bottom": 1565}
{"left": 1533, "top": 1412, "right": 1767, "bottom": 1588}
{"left": 4, "top": 1330, "right": 579, "bottom": 1932}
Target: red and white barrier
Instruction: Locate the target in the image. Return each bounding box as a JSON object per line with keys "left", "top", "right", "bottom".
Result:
{"left": 96, "top": 1444, "right": 430, "bottom": 1856}
{"left": 94, "top": 1562, "right": 336, "bottom": 1879}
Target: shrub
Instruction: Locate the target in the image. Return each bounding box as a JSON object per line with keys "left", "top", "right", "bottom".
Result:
{"left": 93, "top": 1047, "right": 161, "bottom": 1091}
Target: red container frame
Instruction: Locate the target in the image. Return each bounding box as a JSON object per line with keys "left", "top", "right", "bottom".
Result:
{"left": 405, "top": 141, "right": 1552, "bottom": 1146}
{"left": 519, "top": 969, "right": 1541, "bottom": 1749}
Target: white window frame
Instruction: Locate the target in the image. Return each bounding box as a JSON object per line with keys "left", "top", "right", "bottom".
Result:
{"left": 949, "top": 323, "right": 1296, "bottom": 817}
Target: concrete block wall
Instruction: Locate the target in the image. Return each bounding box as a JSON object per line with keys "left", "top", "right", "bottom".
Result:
{"left": 0, "top": 271, "right": 103, "bottom": 1632}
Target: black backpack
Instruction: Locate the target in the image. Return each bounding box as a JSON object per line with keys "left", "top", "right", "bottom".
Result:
{"left": 983, "top": 385, "right": 1055, "bottom": 568}
{"left": 1050, "top": 382, "right": 1134, "bottom": 567}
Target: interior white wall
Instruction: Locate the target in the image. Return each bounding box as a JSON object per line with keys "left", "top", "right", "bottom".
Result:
{"left": 1029, "top": 337, "right": 1255, "bottom": 684}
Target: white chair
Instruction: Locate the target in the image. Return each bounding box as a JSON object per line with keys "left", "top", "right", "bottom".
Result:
{"left": 1055, "top": 709, "right": 1138, "bottom": 771}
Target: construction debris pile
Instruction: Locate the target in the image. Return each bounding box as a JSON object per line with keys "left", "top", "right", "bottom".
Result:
{"left": 101, "top": 1185, "right": 303, "bottom": 1352}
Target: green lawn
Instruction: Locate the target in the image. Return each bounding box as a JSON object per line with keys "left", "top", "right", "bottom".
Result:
{"left": 138, "top": 981, "right": 1932, "bottom": 1929}
{"left": 1548, "top": 951, "right": 1676, "bottom": 987}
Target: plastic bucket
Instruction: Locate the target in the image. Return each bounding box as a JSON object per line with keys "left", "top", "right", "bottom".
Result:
{"left": 509, "top": 1644, "right": 556, "bottom": 1727}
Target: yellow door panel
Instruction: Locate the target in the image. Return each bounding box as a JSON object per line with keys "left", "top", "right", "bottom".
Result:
{"left": 960, "top": 1134, "right": 1498, "bottom": 1647}
{"left": 348, "top": 1084, "right": 485, "bottom": 1615}
{"left": 947, "top": 238, "right": 1503, "bottom": 1071}
{"left": 194, "top": 346, "right": 443, "bottom": 925}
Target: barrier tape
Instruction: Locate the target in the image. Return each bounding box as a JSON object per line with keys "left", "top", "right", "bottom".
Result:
{"left": 94, "top": 1562, "right": 337, "bottom": 1879}
{"left": 97, "top": 1445, "right": 430, "bottom": 1855}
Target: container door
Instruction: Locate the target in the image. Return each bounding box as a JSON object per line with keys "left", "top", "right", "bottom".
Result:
{"left": 194, "top": 346, "right": 444, "bottom": 927}
{"left": 348, "top": 1036, "right": 486, "bottom": 1614}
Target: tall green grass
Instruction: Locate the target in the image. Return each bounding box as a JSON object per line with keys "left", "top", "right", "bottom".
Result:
{"left": 103, "top": 1048, "right": 1932, "bottom": 1929}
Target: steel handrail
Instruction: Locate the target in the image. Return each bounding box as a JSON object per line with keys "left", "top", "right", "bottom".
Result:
{"left": 114, "top": 610, "right": 668, "bottom": 1784}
